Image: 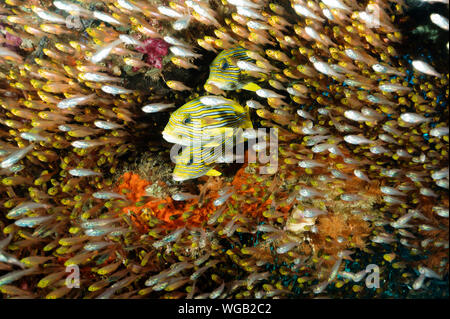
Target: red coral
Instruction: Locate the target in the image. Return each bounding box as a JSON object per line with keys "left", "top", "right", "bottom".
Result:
{"left": 136, "top": 38, "right": 169, "bottom": 70}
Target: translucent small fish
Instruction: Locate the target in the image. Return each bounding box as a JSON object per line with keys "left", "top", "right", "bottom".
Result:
{"left": 413, "top": 273, "right": 426, "bottom": 290}
{"left": 236, "top": 6, "right": 264, "bottom": 20}
{"left": 153, "top": 227, "right": 185, "bottom": 248}
{"left": 0, "top": 47, "right": 23, "bottom": 62}
{"left": 379, "top": 84, "right": 412, "bottom": 93}
{"left": 172, "top": 192, "right": 198, "bottom": 201}
{"left": 213, "top": 192, "right": 233, "bottom": 206}
{"left": 400, "top": 113, "right": 431, "bottom": 124}
{"left": 92, "top": 191, "right": 127, "bottom": 200}
{"left": 297, "top": 109, "right": 314, "bottom": 120}
{"left": 430, "top": 126, "right": 449, "bottom": 137}
{"left": 142, "top": 103, "right": 175, "bottom": 113}
{"left": 169, "top": 46, "right": 201, "bottom": 58}
{"left": 167, "top": 262, "right": 194, "bottom": 276}
{"left": 419, "top": 188, "right": 438, "bottom": 197}
{"left": 118, "top": 34, "right": 144, "bottom": 46}
{"left": 166, "top": 80, "right": 192, "bottom": 91}
{"left": 209, "top": 282, "right": 225, "bottom": 299}
{"left": 322, "top": 0, "right": 351, "bottom": 11}
{"left": 247, "top": 20, "right": 270, "bottom": 30}
{"left": 101, "top": 85, "right": 134, "bottom": 95}
{"left": 57, "top": 94, "right": 96, "bottom": 109}
{"left": 379, "top": 134, "right": 398, "bottom": 144}
{"left": 81, "top": 217, "right": 121, "bottom": 229}
{"left": 90, "top": 39, "right": 123, "bottom": 64}
{"left": 372, "top": 64, "right": 405, "bottom": 76}
{"left": 15, "top": 215, "right": 54, "bottom": 228}
{"left": 158, "top": 6, "right": 184, "bottom": 18}
{"left": 32, "top": 6, "right": 66, "bottom": 23}
{"left": 344, "top": 135, "right": 374, "bottom": 145}
{"left": 383, "top": 195, "right": 406, "bottom": 205}
{"left": 7, "top": 202, "right": 49, "bottom": 219}
{"left": 0, "top": 251, "right": 25, "bottom": 268}
{"left": 1, "top": 144, "right": 34, "bottom": 169}
{"left": 380, "top": 186, "right": 406, "bottom": 196}
{"left": 94, "top": 121, "right": 123, "bottom": 130}
{"left": 236, "top": 60, "right": 266, "bottom": 73}
{"left": 80, "top": 72, "right": 122, "bottom": 83}
{"left": 246, "top": 100, "right": 264, "bottom": 109}
{"left": 116, "top": 0, "right": 140, "bottom": 11}
{"left": 412, "top": 60, "right": 442, "bottom": 77}
{"left": 20, "top": 132, "right": 49, "bottom": 142}
{"left": 93, "top": 11, "right": 123, "bottom": 25}
{"left": 71, "top": 140, "right": 106, "bottom": 149}
{"left": 312, "top": 60, "right": 344, "bottom": 79}
{"left": 145, "top": 271, "right": 169, "bottom": 287}
{"left": 276, "top": 242, "right": 300, "bottom": 254}
{"left": 370, "top": 145, "right": 391, "bottom": 155}
{"left": 295, "top": 207, "right": 327, "bottom": 218}
{"left": 0, "top": 267, "right": 37, "bottom": 287}
{"left": 341, "top": 194, "right": 363, "bottom": 202}
{"left": 298, "top": 160, "right": 326, "bottom": 168}
{"left": 199, "top": 96, "right": 230, "bottom": 106}
{"left": 256, "top": 89, "right": 284, "bottom": 99}
{"left": 330, "top": 169, "right": 349, "bottom": 180}
{"left": 430, "top": 13, "right": 449, "bottom": 30}
{"left": 69, "top": 168, "right": 102, "bottom": 177}
{"left": 354, "top": 169, "right": 371, "bottom": 182}
{"left": 53, "top": 0, "right": 92, "bottom": 16}
{"left": 83, "top": 242, "right": 113, "bottom": 251}
{"left": 228, "top": 0, "right": 261, "bottom": 8}
{"left": 293, "top": 4, "right": 324, "bottom": 22}
{"left": 173, "top": 16, "right": 191, "bottom": 30}
{"left": 298, "top": 187, "right": 324, "bottom": 198}
{"left": 344, "top": 110, "right": 374, "bottom": 122}
{"left": 436, "top": 179, "right": 449, "bottom": 189}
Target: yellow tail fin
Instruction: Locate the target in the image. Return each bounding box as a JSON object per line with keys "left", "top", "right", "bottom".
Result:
{"left": 206, "top": 168, "right": 222, "bottom": 177}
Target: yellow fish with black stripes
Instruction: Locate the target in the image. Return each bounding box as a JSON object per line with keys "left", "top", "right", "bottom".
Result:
{"left": 205, "top": 46, "right": 264, "bottom": 92}
{"left": 162, "top": 96, "right": 253, "bottom": 148}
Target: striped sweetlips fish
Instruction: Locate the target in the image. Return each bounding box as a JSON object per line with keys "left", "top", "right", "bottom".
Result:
{"left": 205, "top": 46, "right": 262, "bottom": 91}
{"left": 162, "top": 96, "right": 253, "bottom": 148}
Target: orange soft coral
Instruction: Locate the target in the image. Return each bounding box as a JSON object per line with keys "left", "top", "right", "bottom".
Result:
{"left": 116, "top": 163, "right": 293, "bottom": 231}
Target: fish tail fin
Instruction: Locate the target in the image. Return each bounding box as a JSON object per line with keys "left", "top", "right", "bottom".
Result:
{"left": 206, "top": 168, "right": 221, "bottom": 177}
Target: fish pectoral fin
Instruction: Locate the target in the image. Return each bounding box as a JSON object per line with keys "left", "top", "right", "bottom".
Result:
{"left": 206, "top": 168, "right": 221, "bottom": 177}
{"left": 241, "top": 82, "right": 261, "bottom": 92}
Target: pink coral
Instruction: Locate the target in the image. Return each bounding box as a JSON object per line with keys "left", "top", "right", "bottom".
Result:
{"left": 5, "top": 32, "right": 22, "bottom": 48}
{"left": 136, "top": 38, "right": 169, "bottom": 70}
{"left": 0, "top": 24, "right": 22, "bottom": 50}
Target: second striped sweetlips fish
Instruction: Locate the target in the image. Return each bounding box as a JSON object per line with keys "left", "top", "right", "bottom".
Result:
{"left": 205, "top": 46, "right": 263, "bottom": 92}
{"left": 162, "top": 96, "right": 253, "bottom": 147}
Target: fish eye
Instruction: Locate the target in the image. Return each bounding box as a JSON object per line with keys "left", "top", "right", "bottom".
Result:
{"left": 183, "top": 117, "right": 191, "bottom": 124}
{"left": 221, "top": 61, "right": 229, "bottom": 70}
{"left": 188, "top": 157, "right": 193, "bottom": 165}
